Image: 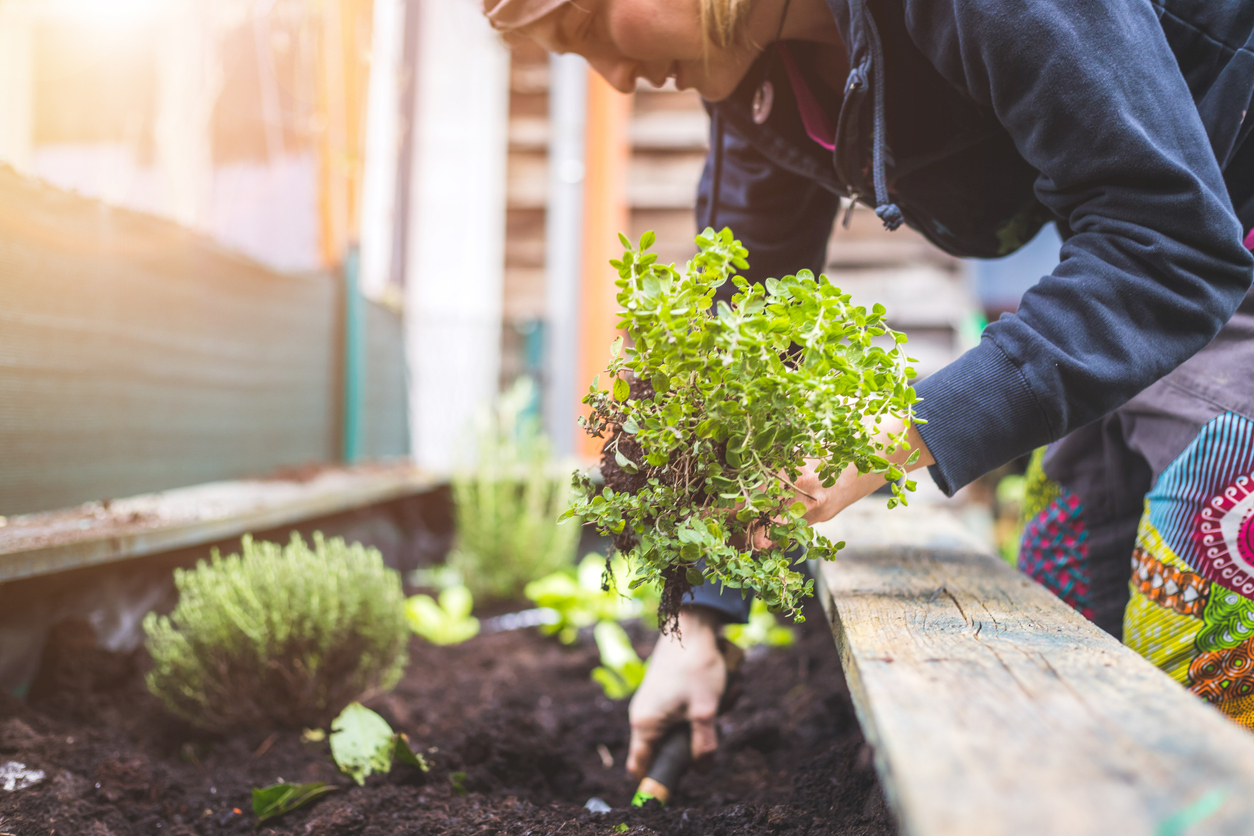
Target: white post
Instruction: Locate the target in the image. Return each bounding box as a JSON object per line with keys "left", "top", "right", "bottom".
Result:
{"left": 358, "top": 0, "right": 406, "bottom": 299}
{"left": 404, "top": 0, "right": 510, "bottom": 471}
{"left": 543, "top": 53, "right": 587, "bottom": 456}
{"left": 153, "top": 2, "right": 220, "bottom": 230}
{"left": 0, "top": 4, "right": 34, "bottom": 174}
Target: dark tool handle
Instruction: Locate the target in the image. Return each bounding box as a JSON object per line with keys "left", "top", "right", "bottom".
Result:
{"left": 632, "top": 641, "right": 742, "bottom": 806}
{"left": 647, "top": 722, "right": 692, "bottom": 792}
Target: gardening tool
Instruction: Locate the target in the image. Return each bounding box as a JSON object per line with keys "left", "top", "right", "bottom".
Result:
{"left": 630, "top": 638, "right": 746, "bottom": 807}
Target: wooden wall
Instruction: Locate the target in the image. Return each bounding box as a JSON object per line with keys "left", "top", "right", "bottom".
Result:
{"left": 0, "top": 166, "right": 407, "bottom": 516}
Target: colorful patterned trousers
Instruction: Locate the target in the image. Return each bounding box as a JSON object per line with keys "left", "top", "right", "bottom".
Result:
{"left": 1020, "top": 407, "right": 1254, "bottom": 731}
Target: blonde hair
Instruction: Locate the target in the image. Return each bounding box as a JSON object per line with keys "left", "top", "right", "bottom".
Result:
{"left": 698, "top": 0, "right": 756, "bottom": 48}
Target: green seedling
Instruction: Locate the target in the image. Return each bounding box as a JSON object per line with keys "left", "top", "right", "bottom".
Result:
{"left": 725, "top": 598, "right": 795, "bottom": 650}
{"left": 525, "top": 554, "right": 660, "bottom": 644}
{"left": 450, "top": 376, "right": 581, "bottom": 602}
{"left": 406, "top": 585, "right": 480, "bottom": 646}
{"left": 590, "top": 621, "right": 647, "bottom": 700}
{"left": 251, "top": 781, "right": 337, "bottom": 823}
{"left": 567, "top": 229, "right": 919, "bottom": 625}
{"left": 329, "top": 702, "right": 430, "bottom": 786}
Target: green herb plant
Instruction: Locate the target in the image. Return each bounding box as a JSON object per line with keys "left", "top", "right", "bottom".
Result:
{"left": 525, "top": 553, "right": 660, "bottom": 644}
{"left": 329, "top": 702, "right": 430, "bottom": 786}
{"left": 143, "top": 533, "right": 408, "bottom": 730}
{"left": 450, "top": 376, "right": 581, "bottom": 602}
{"left": 567, "top": 229, "right": 919, "bottom": 626}
{"left": 405, "top": 585, "right": 480, "bottom": 646}
{"left": 590, "top": 621, "right": 647, "bottom": 699}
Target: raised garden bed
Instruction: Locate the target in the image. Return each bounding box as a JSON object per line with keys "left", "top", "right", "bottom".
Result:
{"left": 0, "top": 602, "right": 894, "bottom": 836}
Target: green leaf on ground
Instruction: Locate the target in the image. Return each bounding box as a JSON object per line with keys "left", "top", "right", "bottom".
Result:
{"left": 393, "top": 733, "right": 431, "bottom": 772}
{"left": 251, "top": 782, "right": 337, "bottom": 823}
{"left": 330, "top": 702, "right": 395, "bottom": 785}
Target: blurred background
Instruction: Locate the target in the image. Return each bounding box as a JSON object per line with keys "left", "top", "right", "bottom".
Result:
{"left": 0, "top": 0, "right": 1056, "bottom": 518}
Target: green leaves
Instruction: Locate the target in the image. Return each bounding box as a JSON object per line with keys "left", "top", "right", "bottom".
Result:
{"left": 405, "top": 586, "right": 480, "bottom": 646}
{"left": 725, "top": 599, "right": 795, "bottom": 650}
{"left": 590, "top": 621, "right": 647, "bottom": 699}
{"left": 571, "top": 229, "right": 919, "bottom": 621}
{"left": 329, "top": 703, "right": 430, "bottom": 786}
{"left": 330, "top": 702, "right": 396, "bottom": 785}
{"left": 252, "top": 782, "right": 337, "bottom": 823}
{"left": 525, "top": 553, "right": 660, "bottom": 644}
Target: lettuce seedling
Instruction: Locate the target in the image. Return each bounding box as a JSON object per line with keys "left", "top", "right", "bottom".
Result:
{"left": 567, "top": 229, "right": 919, "bottom": 627}
{"left": 725, "top": 599, "right": 795, "bottom": 650}
{"left": 590, "top": 621, "right": 646, "bottom": 700}
{"left": 405, "top": 585, "right": 480, "bottom": 646}
{"left": 525, "top": 554, "right": 660, "bottom": 644}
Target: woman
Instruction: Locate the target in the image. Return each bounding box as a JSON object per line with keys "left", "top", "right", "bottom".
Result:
{"left": 486, "top": 0, "right": 1254, "bottom": 777}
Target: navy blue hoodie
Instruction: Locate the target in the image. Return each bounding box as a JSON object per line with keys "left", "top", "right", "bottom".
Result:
{"left": 696, "top": 0, "right": 1254, "bottom": 496}
{"left": 687, "top": 0, "right": 1254, "bottom": 620}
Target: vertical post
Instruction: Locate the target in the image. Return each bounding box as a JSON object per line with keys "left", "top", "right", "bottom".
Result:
{"left": 318, "top": 0, "right": 351, "bottom": 268}
{"left": 0, "top": 5, "right": 34, "bottom": 173}
{"left": 542, "top": 53, "right": 588, "bottom": 457}
{"left": 404, "top": 0, "right": 510, "bottom": 471}
{"left": 576, "top": 73, "right": 631, "bottom": 462}
{"left": 358, "top": 0, "right": 406, "bottom": 299}
{"left": 153, "top": 4, "right": 218, "bottom": 230}
{"left": 343, "top": 244, "right": 365, "bottom": 462}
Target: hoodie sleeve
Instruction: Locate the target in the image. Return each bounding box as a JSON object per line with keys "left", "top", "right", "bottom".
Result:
{"left": 902, "top": 0, "right": 1254, "bottom": 494}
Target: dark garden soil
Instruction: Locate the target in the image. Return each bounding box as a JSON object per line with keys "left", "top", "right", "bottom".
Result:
{"left": 0, "top": 604, "right": 895, "bottom": 836}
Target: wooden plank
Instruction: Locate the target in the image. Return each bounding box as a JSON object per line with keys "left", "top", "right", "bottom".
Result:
{"left": 812, "top": 503, "right": 1254, "bottom": 836}
{"left": 0, "top": 463, "right": 438, "bottom": 583}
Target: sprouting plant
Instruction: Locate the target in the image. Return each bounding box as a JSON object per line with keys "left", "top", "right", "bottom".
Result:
{"left": 566, "top": 229, "right": 919, "bottom": 626}
{"left": 450, "top": 377, "right": 581, "bottom": 602}
{"left": 590, "top": 621, "right": 647, "bottom": 700}
{"left": 405, "top": 585, "right": 480, "bottom": 646}
{"left": 143, "top": 533, "right": 408, "bottom": 730}
{"left": 525, "top": 553, "right": 660, "bottom": 644}
{"left": 252, "top": 782, "right": 337, "bottom": 823}
{"left": 329, "top": 702, "right": 429, "bottom": 785}
{"left": 725, "top": 599, "right": 795, "bottom": 650}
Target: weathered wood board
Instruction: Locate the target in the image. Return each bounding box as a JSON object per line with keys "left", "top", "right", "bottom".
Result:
{"left": 813, "top": 503, "right": 1254, "bottom": 836}
{"left": 0, "top": 463, "right": 437, "bottom": 582}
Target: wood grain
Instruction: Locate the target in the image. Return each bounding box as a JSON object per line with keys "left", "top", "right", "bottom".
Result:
{"left": 0, "top": 463, "right": 437, "bottom": 583}
{"left": 813, "top": 503, "right": 1254, "bottom": 836}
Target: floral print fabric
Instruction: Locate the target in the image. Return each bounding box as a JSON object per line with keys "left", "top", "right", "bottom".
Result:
{"left": 1123, "top": 412, "right": 1254, "bottom": 730}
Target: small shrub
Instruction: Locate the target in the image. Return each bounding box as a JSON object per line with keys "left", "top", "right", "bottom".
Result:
{"left": 143, "top": 533, "right": 409, "bottom": 731}
{"left": 569, "top": 229, "right": 919, "bottom": 626}
{"left": 450, "top": 377, "right": 580, "bottom": 602}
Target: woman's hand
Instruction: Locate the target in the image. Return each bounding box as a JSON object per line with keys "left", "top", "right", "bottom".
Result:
{"left": 626, "top": 606, "right": 726, "bottom": 780}
{"left": 753, "top": 415, "right": 934, "bottom": 548}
